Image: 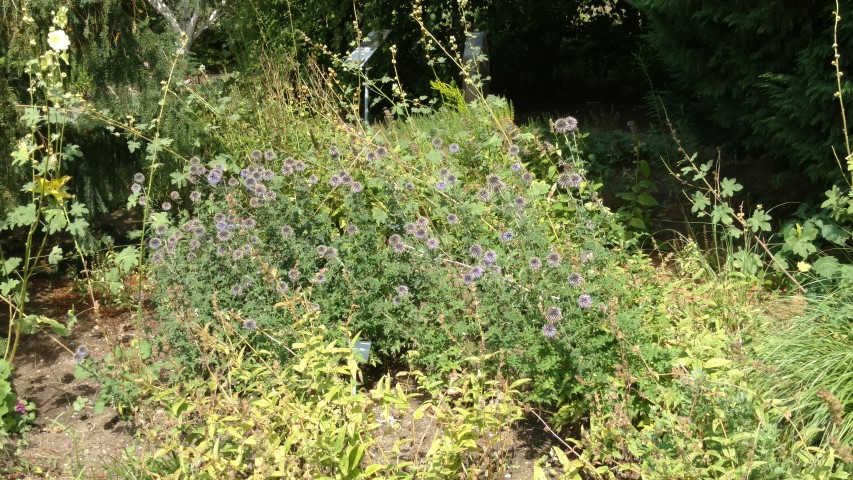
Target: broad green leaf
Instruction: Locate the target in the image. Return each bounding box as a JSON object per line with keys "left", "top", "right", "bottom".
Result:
{"left": 127, "top": 140, "right": 141, "bottom": 153}
{"left": 691, "top": 191, "right": 710, "bottom": 214}
{"left": 812, "top": 255, "right": 841, "bottom": 279}
{"left": 68, "top": 218, "right": 89, "bottom": 238}
{"left": 746, "top": 209, "right": 772, "bottom": 232}
{"left": 2, "top": 258, "right": 21, "bottom": 275}
{"left": 719, "top": 177, "right": 743, "bottom": 198}
{"left": 0, "top": 279, "right": 19, "bottom": 295}
{"left": 636, "top": 193, "right": 658, "bottom": 206}
{"left": 69, "top": 202, "right": 89, "bottom": 217}
{"left": 711, "top": 204, "right": 734, "bottom": 225}
{"left": 115, "top": 246, "right": 139, "bottom": 273}
{"left": 48, "top": 246, "right": 63, "bottom": 265}
{"left": 703, "top": 358, "right": 732, "bottom": 369}
{"left": 44, "top": 208, "right": 67, "bottom": 234}
{"left": 3, "top": 204, "right": 37, "bottom": 230}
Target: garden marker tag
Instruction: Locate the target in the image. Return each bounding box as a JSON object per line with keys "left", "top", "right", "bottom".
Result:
{"left": 462, "top": 31, "right": 490, "bottom": 102}
{"left": 345, "top": 30, "right": 391, "bottom": 69}
{"left": 345, "top": 30, "right": 390, "bottom": 122}
{"left": 353, "top": 340, "right": 372, "bottom": 363}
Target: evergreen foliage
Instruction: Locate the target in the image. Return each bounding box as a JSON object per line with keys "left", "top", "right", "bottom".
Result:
{"left": 631, "top": 0, "right": 853, "bottom": 185}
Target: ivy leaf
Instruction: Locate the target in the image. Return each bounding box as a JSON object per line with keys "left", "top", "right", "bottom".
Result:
{"left": 29, "top": 175, "right": 73, "bottom": 202}
{"left": 2, "top": 257, "right": 21, "bottom": 275}
{"left": 67, "top": 218, "right": 89, "bottom": 238}
{"left": 115, "top": 246, "right": 139, "bottom": 273}
{"left": 691, "top": 191, "right": 710, "bottom": 214}
{"left": 48, "top": 246, "right": 63, "bottom": 265}
{"left": 69, "top": 202, "right": 89, "bottom": 217}
{"left": 711, "top": 204, "right": 734, "bottom": 225}
{"left": 3, "top": 204, "right": 37, "bottom": 230}
{"left": 746, "top": 209, "right": 772, "bottom": 232}
{"left": 719, "top": 178, "right": 743, "bottom": 199}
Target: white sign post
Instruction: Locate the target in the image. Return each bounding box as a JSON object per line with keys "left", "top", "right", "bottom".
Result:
{"left": 346, "top": 30, "right": 391, "bottom": 123}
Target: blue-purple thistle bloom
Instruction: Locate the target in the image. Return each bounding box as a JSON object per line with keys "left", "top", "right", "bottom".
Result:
{"left": 578, "top": 293, "right": 592, "bottom": 309}
{"left": 350, "top": 181, "right": 364, "bottom": 193}
{"left": 486, "top": 174, "right": 504, "bottom": 191}
{"left": 554, "top": 116, "right": 578, "bottom": 134}
{"left": 250, "top": 149, "right": 263, "bottom": 161}
{"left": 477, "top": 189, "right": 491, "bottom": 202}
{"left": 470, "top": 265, "right": 484, "bottom": 279}
{"left": 73, "top": 345, "right": 89, "bottom": 362}
{"left": 133, "top": 173, "right": 145, "bottom": 183}
{"left": 431, "top": 137, "right": 443, "bottom": 149}
{"left": 542, "top": 323, "right": 558, "bottom": 338}
{"left": 426, "top": 237, "right": 439, "bottom": 250}
{"left": 264, "top": 150, "right": 276, "bottom": 162}
{"left": 508, "top": 145, "right": 520, "bottom": 157}
{"left": 469, "top": 244, "right": 483, "bottom": 258}
{"left": 131, "top": 183, "right": 142, "bottom": 193}
{"left": 483, "top": 250, "right": 497, "bottom": 265}
{"left": 447, "top": 213, "right": 459, "bottom": 225}
{"left": 529, "top": 257, "right": 542, "bottom": 270}
{"left": 500, "top": 231, "right": 514, "bottom": 243}
{"left": 148, "top": 237, "right": 163, "bottom": 250}
{"left": 568, "top": 273, "right": 583, "bottom": 287}
{"left": 545, "top": 306, "right": 562, "bottom": 322}
{"left": 207, "top": 169, "right": 223, "bottom": 186}
{"left": 396, "top": 285, "right": 409, "bottom": 296}
{"left": 436, "top": 180, "right": 447, "bottom": 191}
{"left": 243, "top": 319, "right": 258, "bottom": 331}
{"left": 546, "top": 252, "right": 562, "bottom": 268}
{"left": 448, "top": 143, "right": 460, "bottom": 154}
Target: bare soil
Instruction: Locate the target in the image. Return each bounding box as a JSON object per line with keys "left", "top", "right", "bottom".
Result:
{"left": 1, "top": 273, "right": 560, "bottom": 479}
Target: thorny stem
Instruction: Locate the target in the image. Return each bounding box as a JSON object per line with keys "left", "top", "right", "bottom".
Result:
{"left": 833, "top": 0, "right": 853, "bottom": 184}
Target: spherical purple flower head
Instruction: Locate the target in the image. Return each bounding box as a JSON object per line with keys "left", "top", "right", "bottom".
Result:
{"left": 148, "top": 237, "right": 163, "bottom": 250}
{"left": 372, "top": 146, "right": 387, "bottom": 159}
{"left": 446, "top": 174, "right": 458, "bottom": 185}
{"left": 207, "top": 169, "right": 223, "bottom": 186}
{"left": 325, "top": 247, "right": 338, "bottom": 260}
{"left": 461, "top": 273, "right": 475, "bottom": 285}
{"left": 189, "top": 156, "right": 201, "bottom": 166}
{"left": 193, "top": 226, "right": 205, "bottom": 238}
{"left": 216, "top": 245, "right": 228, "bottom": 256}
{"left": 329, "top": 145, "right": 340, "bottom": 158}
{"left": 346, "top": 224, "right": 359, "bottom": 235}
{"left": 186, "top": 252, "right": 197, "bottom": 262}
{"left": 170, "top": 191, "right": 181, "bottom": 201}
{"left": 230, "top": 284, "right": 244, "bottom": 297}
{"left": 500, "top": 231, "right": 514, "bottom": 243}
{"left": 477, "top": 188, "right": 491, "bottom": 202}
{"left": 73, "top": 345, "right": 89, "bottom": 363}
{"left": 578, "top": 293, "right": 592, "bottom": 309}
{"left": 189, "top": 239, "right": 201, "bottom": 251}
{"left": 248, "top": 149, "right": 261, "bottom": 161}
{"left": 242, "top": 318, "right": 258, "bottom": 331}
{"left": 215, "top": 219, "right": 229, "bottom": 232}
{"left": 131, "top": 183, "right": 142, "bottom": 194}
{"left": 512, "top": 162, "right": 523, "bottom": 173}
{"left": 521, "top": 172, "right": 533, "bottom": 184}
{"left": 508, "top": 145, "right": 520, "bottom": 157}
{"left": 567, "top": 173, "right": 583, "bottom": 188}
{"left": 545, "top": 306, "right": 562, "bottom": 322}
{"left": 483, "top": 249, "right": 497, "bottom": 265}
{"left": 264, "top": 150, "right": 276, "bottom": 162}
{"left": 283, "top": 156, "right": 296, "bottom": 167}
{"left": 248, "top": 196, "right": 263, "bottom": 210}
{"left": 529, "top": 257, "right": 542, "bottom": 270}
{"left": 251, "top": 169, "right": 264, "bottom": 182}
{"left": 161, "top": 201, "right": 172, "bottom": 211}
{"left": 365, "top": 151, "right": 377, "bottom": 162}
{"left": 404, "top": 182, "right": 415, "bottom": 192}
{"left": 469, "top": 243, "right": 483, "bottom": 258}
{"left": 470, "top": 265, "right": 485, "bottom": 280}
{"left": 316, "top": 245, "right": 329, "bottom": 257}
{"left": 350, "top": 181, "right": 364, "bottom": 193}
{"left": 338, "top": 172, "right": 352, "bottom": 185}
{"left": 486, "top": 174, "right": 505, "bottom": 191}
{"left": 288, "top": 267, "right": 300, "bottom": 283}
{"left": 294, "top": 161, "right": 306, "bottom": 172}
{"left": 388, "top": 234, "right": 402, "bottom": 246}
{"left": 546, "top": 252, "right": 562, "bottom": 268}
{"left": 554, "top": 116, "right": 578, "bottom": 134}
{"left": 431, "top": 137, "right": 443, "bottom": 149}
{"left": 439, "top": 168, "right": 450, "bottom": 178}
{"left": 277, "top": 280, "right": 289, "bottom": 293}
{"left": 313, "top": 272, "right": 327, "bottom": 285}
{"left": 556, "top": 173, "right": 574, "bottom": 189}
{"left": 513, "top": 196, "right": 527, "bottom": 209}
{"left": 137, "top": 195, "right": 147, "bottom": 207}
{"left": 283, "top": 164, "right": 295, "bottom": 175}
{"left": 227, "top": 177, "right": 239, "bottom": 188}
{"left": 417, "top": 216, "right": 429, "bottom": 227}
{"left": 568, "top": 272, "right": 583, "bottom": 287}
{"left": 447, "top": 213, "right": 459, "bottom": 225}
{"left": 435, "top": 180, "right": 448, "bottom": 192}
{"left": 232, "top": 248, "right": 244, "bottom": 260}
{"left": 396, "top": 285, "right": 410, "bottom": 296}
{"left": 414, "top": 227, "right": 428, "bottom": 239}
{"left": 404, "top": 223, "right": 417, "bottom": 235}
{"left": 308, "top": 174, "right": 318, "bottom": 185}
{"left": 133, "top": 172, "right": 145, "bottom": 184}
{"left": 217, "top": 229, "right": 232, "bottom": 242}
{"left": 448, "top": 143, "right": 460, "bottom": 154}
{"left": 328, "top": 175, "right": 342, "bottom": 188}
{"left": 426, "top": 237, "right": 439, "bottom": 250}
{"left": 542, "top": 323, "right": 558, "bottom": 339}
{"left": 262, "top": 169, "right": 274, "bottom": 182}
{"left": 154, "top": 225, "right": 168, "bottom": 236}
{"left": 392, "top": 242, "right": 407, "bottom": 254}
{"left": 242, "top": 218, "right": 256, "bottom": 230}
{"left": 151, "top": 251, "right": 164, "bottom": 263}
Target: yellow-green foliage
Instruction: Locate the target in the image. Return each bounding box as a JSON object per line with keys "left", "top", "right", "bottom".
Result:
{"left": 128, "top": 314, "right": 525, "bottom": 479}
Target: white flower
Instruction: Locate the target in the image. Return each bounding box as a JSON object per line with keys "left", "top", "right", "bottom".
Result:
{"left": 47, "top": 30, "right": 70, "bottom": 51}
